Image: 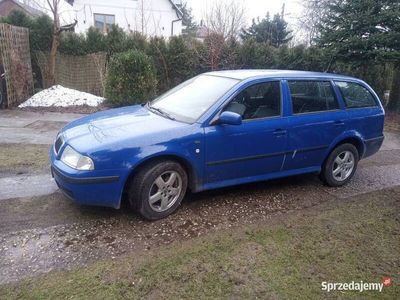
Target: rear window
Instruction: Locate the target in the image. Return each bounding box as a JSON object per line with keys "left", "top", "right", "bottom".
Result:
{"left": 288, "top": 81, "right": 339, "bottom": 114}
{"left": 335, "top": 81, "right": 377, "bottom": 108}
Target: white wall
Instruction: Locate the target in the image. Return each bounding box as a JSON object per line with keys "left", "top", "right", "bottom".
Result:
{"left": 20, "top": 0, "right": 76, "bottom": 25}
{"left": 71, "top": 0, "right": 182, "bottom": 37}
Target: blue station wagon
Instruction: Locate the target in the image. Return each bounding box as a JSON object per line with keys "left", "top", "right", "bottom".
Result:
{"left": 51, "top": 70, "right": 385, "bottom": 220}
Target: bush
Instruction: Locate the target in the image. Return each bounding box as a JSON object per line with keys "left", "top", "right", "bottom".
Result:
{"left": 85, "top": 27, "right": 107, "bottom": 53}
{"left": 125, "top": 31, "right": 148, "bottom": 52}
{"left": 238, "top": 39, "right": 276, "bottom": 68}
{"left": 105, "top": 50, "right": 157, "bottom": 107}
{"left": 147, "top": 37, "right": 170, "bottom": 92}
{"left": 30, "top": 15, "right": 53, "bottom": 51}
{"left": 1, "top": 11, "right": 53, "bottom": 52}
{"left": 0, "top": 10, "right": 394, "bottom": 101}
{"left": 104, "top": 25, "right": 127, "bottom": 56}
{"left": 59, "top": 32, "right": 87, "bottom": 55}
{"left": 0, "top": 10, "right": 31, "bottom": 28}
{"left": 166, "top": 36, "right": 199, "bottom": 87}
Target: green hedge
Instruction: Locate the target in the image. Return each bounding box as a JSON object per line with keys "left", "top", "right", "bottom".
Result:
{"left": 1, "top": 10, "right": 396, "bottom": 104}
{"left": 105, "top": 50, "right": 157, "bottom": 107}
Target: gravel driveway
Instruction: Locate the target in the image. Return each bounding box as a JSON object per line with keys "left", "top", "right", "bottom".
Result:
{"left": 0, "top": 110, "right": 399, "bottom": 284}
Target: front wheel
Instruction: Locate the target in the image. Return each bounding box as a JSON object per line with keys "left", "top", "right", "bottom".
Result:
{"left": 320, "top": 143, "right": 359, "bottom": 187}
{"left": 128, "top": 160, "right": 188, "bottom": 220}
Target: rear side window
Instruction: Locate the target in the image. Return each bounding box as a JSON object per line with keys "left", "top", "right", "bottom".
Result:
{"left": 335, "top": 81, "right": 377, "bottom": 108}
{"left": 288, "top": 81, "right": 339, "bottom": 114}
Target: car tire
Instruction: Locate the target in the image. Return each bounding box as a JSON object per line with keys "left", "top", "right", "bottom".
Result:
{"left": 320, "top": 143, "right": 359, "bottom": 187}
{"left": 128, "top": 160, "right": 188, "bottom": 220}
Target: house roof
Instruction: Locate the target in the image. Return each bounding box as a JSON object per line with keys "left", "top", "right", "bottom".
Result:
{"left": 168, "top": 0, "right": 183, "bottom": 18}
{"left": 0, "top": 0, "right": 45, "bottom": 17}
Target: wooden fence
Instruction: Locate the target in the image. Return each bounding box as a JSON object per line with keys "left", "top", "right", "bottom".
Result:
{"left": 36, "top": 51, "right": 107, "bottom": 97}
{"left": 0, "top": 23, "right": 34, "bottom": 108}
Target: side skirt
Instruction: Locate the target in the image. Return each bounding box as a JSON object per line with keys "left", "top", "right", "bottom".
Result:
{"left": 198, "top": 166, "right": 321, "bottom": 192}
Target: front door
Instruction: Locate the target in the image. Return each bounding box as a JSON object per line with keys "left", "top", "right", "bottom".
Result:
{"left": 204, "top": 80, "right": 288, "bottom": 184}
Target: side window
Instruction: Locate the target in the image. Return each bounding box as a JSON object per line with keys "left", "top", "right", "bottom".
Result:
{"left": 224, "top": 81, "right": 281, "bottom": 120}
{"left": 288, "top": 81, "right": 339, "bottom": 114}
{"left": 335, "top": 81, "right": 377, "bottom": 108}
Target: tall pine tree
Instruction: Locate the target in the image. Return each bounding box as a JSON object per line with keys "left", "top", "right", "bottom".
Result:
{"left": 181, "top": 2, "right": 197, "bottom": 38}
{"left": 241, "top": 13, "right": 293, "bottom": 47}
{"left": 317, "top": 0, "right": 400, "bottom": 111}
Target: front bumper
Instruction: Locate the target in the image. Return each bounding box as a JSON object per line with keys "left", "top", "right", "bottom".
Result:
{"left": 50, "top": 149, "right": 126, "bottom": 209}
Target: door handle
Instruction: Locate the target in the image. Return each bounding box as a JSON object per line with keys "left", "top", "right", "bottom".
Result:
{"left": 273, "top": 129, "right": 287, "bottom": 136}
{"left": 334, "top": 120, "right": 345, "bottom": 126}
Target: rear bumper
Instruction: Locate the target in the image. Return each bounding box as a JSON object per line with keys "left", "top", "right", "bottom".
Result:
{"left": 363, "top": 135, "right": 384, "bottom": 158}
{"left": 50, "top": 150, "right": 126, "bottom": 209}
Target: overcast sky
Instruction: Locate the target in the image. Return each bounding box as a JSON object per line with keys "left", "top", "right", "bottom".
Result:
{"left": 185, "top": 0, "right": 303, "bottom": 28}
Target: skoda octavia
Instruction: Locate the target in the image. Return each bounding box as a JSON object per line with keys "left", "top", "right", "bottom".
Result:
{"left": 51, "top": 70, "right": 384, "bottom": 220}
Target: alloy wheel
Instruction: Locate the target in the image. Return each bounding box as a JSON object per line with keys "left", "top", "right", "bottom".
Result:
{"left": 332, "top": 150, "right": 355, "bottom": 181}
{"left": 148, "top": 171, "right": 183, "bottom": 212}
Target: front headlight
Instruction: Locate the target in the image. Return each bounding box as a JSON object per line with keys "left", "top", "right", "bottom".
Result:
{"left": 61, "top": 145, "right": 94, "bottom": 171}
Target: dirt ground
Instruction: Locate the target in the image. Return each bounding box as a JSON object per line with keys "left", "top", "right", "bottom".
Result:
{"left": 1, "top": 187, "right": 399, "bottom": 299}
{"left": 385, "top": 112, "right": 400, "bottom": 132}
{"left": 0, "top": 109, "right": 399, "bottom": 289}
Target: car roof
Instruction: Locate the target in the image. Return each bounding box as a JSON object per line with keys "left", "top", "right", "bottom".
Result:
{"left": 205, "top": 69, "right": 357, "bottom": 81}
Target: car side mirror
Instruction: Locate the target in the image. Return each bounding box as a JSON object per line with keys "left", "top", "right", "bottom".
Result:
{"left": 217, "top": 111, "right": 242, "bottom": 125}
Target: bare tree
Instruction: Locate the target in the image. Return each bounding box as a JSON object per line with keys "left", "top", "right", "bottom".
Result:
{"left": 45, "top": 0, "right": 76, "bottom": 87}
{"left": 298, "top": 0, "right": 330, "bottom": 46}
{"left": 134, "top": 0, "right": 151, "bottom": 35}
{"left": 203, "top": 0, "right": 246, "bottom": 39}
{"left": 23, "top": 0, "right": 76, "bottom": 87}
{"left": 91, "top": 52, "right": 108, "bottom": 96}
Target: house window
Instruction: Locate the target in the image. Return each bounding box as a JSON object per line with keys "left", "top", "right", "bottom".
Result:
{"left": 94, "top": 14, "right": 115, "bottom": 32}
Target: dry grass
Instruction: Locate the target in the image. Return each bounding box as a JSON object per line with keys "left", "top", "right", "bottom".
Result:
{"left": 0, "top": 143, "right": 50, "bottom": 175}
{"left": 1, "top": 187, "right": 399, "bottom": 299}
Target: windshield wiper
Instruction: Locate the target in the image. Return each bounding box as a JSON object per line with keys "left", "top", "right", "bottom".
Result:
{"left": 146, "top": 103, "right": 176, "bottom": 121}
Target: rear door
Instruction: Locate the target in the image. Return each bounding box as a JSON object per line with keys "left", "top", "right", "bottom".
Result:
{"left": 334, "top": 80, "right": 384, "bottom": 140}
{"left": 283, "top": 79, "right": 348, "bottom": 170}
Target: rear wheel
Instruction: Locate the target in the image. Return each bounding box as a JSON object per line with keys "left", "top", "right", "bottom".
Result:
{"left": 320, "top": 143, "right": 359, "bottom": 187}
{"left": 128, "top": 160, "right": 188, "bottom": 220}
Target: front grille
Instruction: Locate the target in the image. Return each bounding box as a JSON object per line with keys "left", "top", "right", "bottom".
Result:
{"left": 54, "top": 135, "right": 63, "bottom": 155}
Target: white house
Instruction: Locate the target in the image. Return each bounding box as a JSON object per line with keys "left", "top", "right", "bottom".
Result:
{"left": 67, "top": 0, "right": 183, "bottom": 37}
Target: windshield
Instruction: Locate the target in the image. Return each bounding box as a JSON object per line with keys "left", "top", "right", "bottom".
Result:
{"left": 150, "top": 75, "right": 239, "bottom": 123}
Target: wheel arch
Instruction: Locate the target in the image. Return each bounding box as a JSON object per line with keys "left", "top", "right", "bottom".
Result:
{"left": 334, "top": 137, "right": 364, "bottom": 158}
{"left": 121, "top": 154, "right": 199, "bottom": 207}
{"left": 324, "top": 135, "right": 365, "bottom": 166}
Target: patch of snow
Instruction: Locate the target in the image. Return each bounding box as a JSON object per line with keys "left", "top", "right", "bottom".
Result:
{"left": 19, "top": 85, "right": 105, "bottom": 108}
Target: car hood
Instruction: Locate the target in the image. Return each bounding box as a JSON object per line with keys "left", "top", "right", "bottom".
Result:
{"left": 61, "top": 105, "right": 188, "bottom": 154}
